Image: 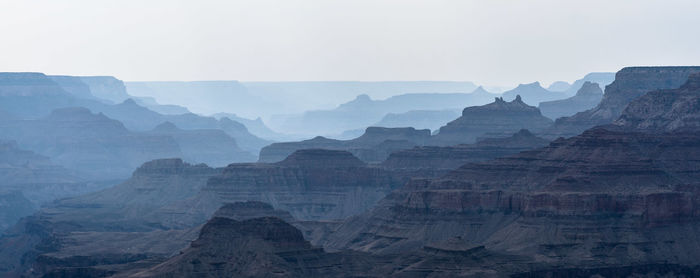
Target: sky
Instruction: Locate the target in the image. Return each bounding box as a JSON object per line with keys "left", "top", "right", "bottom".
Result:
{"left": 1, "top": 0, "right": 700, "bottom": 87}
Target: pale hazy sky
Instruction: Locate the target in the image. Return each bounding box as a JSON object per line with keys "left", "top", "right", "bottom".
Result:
{"left": 1, "top": 0, "right": 699, "bottom": 86}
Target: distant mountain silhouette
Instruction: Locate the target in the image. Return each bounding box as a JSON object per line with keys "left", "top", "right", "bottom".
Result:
{"left": 539, "top": 81, "right": 603, "bottom": 119}
{"left": 501, "top": 81, "right": 567, "bottom": 106}
{"left": 270, "top": 87, "right": 498, "bottom": 136}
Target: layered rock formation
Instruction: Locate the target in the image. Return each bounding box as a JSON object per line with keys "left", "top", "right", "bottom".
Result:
{"left": 547, "top": 66, "right": 700, "bottom": 138}
{"left": 383, "top": 129, "right": 550, "bottom": 178}
{"left": 0, "top": 159, "right": 222, "bottom": 277}
{"left": 502, "top": 81, "right": 567, "bottom": 105}
{"left": 201, "top": 149, "right": 404, "bottom": 221}
{"left": 539, "top": 81, "right": 604, "bottom": 119}
{"left": 124, "top": 208, "right": 528, "bottom": 278}
{"left": 259, "top": 126, "right": 431, "bottom": 163}
{"left": 431, "top": 95, "right": 553, "bottom": 145}
{"left": 324, "top": 72, "right": 700, "bottom": 274}
{"left": 147, "top": 122, "right": 256, "bottom": 166}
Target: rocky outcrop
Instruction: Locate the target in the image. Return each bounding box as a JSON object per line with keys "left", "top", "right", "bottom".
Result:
{"left": 614, "top": 73, "right": 700, "bottom": 132}
{"left": 259, "top": 126, "right": 431, "bottom": 163}
{"left": 502, "top": 81, "right": 567, "bottom": 105}
{"left": 383, "top": 129, "right": 550, "bottom": 178}
{"left": 547, "top": 66, "right": 700, "bottom": 138}
{"left": 202, "top": 149, "right": 404, "bottom": 221}
{"left": 148, "top": 122, "right": 256, "bottom": 166}
{"left": 539, "top": 81, "right": 604, "bottom": 120}
{"left": 562, "top": 72, "right": 616, "bottom": 96}
{"left": 431, "top": 96, "right": 553, "bottom": 145}
{"left": 324, "top": 68, "right": 700, "bottom": 273}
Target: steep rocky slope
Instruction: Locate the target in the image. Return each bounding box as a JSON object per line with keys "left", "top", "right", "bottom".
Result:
{"left": 324, "top": 72, "right": 700, "bottom": 274}
{"left": 259, "top": 126, "right": 431, "bottom": 163}
{"left": 431, "top": 95, "right": 553, "bottom": 145}
{"left": 546, "top": 66, "right": 700, "bottom": 138}
{"left": 539, "top": 81, "right": 604, "bottom": 120}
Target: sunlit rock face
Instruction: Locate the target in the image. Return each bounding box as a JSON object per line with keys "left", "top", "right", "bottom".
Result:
{"left": 202, "top": 149, "right": 404, "bottom": 221}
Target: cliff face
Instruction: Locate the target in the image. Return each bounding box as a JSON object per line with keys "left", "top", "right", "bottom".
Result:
{"left": 614, "top": 73, "right": 700, "bottom": 132}
{"left": 431, "top": 96, "right": 553, "bottom": 145}
{"left": 259, "top": 126, "right": 431, "bottom": 163}
{"left": 539, "top": 81, "right": 604, "bottom": 120}
{"left": 202, "top": 149, "right": 403, "bottom": 221}
{"left": 325, "top": 70, "right": 700, "bottom": 272}
{"left": 547, "top": 66, "right": 700, "bottom": 138}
